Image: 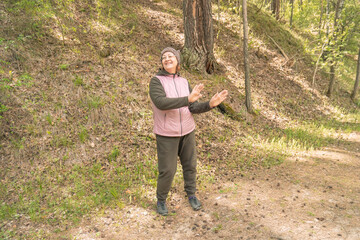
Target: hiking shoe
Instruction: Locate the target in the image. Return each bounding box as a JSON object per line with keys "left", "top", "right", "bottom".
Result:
{"left": 157, "top": 201, "right": 168, "bottom": 216}
{"left": 188, "top": 196, "right": 202, "bottom": 211}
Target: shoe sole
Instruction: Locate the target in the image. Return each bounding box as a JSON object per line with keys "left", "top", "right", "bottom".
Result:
{"left": 192, "top": 206, "right": 201, "bottom": 211}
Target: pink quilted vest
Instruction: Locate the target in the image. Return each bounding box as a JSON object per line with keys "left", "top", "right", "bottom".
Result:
{"left": 152, "top": 75, "right": 196, "bottom": 137}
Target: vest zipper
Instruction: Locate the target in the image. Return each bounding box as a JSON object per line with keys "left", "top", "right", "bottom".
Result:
{"left": 164, "top": 113, "right": 166, "bottom": 129}
{"left": 172, "top": 74, "right": 182, "bottom": 136}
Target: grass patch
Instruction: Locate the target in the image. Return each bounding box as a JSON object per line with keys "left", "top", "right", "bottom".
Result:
{"left": 73, "top": 75, "right": 84, "bottom": 86}
{"left": 51, "top": 134, "right": 73, "bottom": 148}
{"left": 0, "top": 156, "right": 158, "bottom": 236}
{"left": 242, "top": 120, "right": 340, "bottom": 167}
{"left": 84, "top": 95, "right": 105, "bottom": 110}
{"left": 282, "top": 126, "right": 333, "bottom": 150}
{"left": 315, "top": 116, "right": 360, "bottom": 133}
{"left": 78, "top": 125, "right": 89, "bottom": 143}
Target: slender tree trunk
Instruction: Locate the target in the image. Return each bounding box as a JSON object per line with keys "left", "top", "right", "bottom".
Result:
{"left": 327, "top": 65, "right": 336, "bottom": 96}
{"left": 326, "top": 0, "right": 330, "bottom": 37}
{"left": 183, "top": 0, "right": 216, "bottom": 74}
{"left": 319, "top": 0, "right": 323, "bottom": 38}
{"left": 290, "top": 0, "right": 294, "bottom": 28}
{"left": 326, "top": 0, "right": 344, "bottom": 97}
{"left": 351, "top": 47, "right": 360, "bottom": 100}
{"left": 242, "top": 0, "right": 253, "bottom": 113}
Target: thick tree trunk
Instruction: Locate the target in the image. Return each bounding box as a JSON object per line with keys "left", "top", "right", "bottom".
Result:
{"left": 183, "top": 0, "right": 216, "bottom": 74}
{"left": 242, "top": 0, "right": 253, "bottom": 113}
{"left": 351, "top": 48, "right": 360, "bottom": 100}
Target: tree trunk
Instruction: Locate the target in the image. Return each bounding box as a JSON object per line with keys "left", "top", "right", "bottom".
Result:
{"left": 333, "top": 0, "right": 344, "bottom": 29}
{"left": 351, "top": 47, "right": 360, "bottom": 100}
{"left": 290, "top": 0, "right": 294, "bottom": 28}
{"left": 326, "top": 64, "right": 336, "bottom": 97}
{"left": 183, "top": 0, "right": 216, "bottom": 74}
{"left": 242, "top": 0, "right": 253, "bottom": 113}
{"left": 326, "top": 0, "right": 344, "bottom": 97}
{"left": 319, "top": 0, "right": 323, "bottom": 38}
{"left": 326, "top": 0, "right": 330, "bottom": 37}
{"left": 272, "top": 0, "right": 280, "bottom": 20}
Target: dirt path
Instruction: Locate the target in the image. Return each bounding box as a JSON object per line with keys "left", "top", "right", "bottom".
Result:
{"left": 71, "top": 133, "right": 360, "bottom": 240}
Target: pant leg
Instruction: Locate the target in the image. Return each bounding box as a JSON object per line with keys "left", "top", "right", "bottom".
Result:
{"left": 156, "top": 134, "right": 179, "bottom": 202}
{"left": 178, "top": 131, "right": 197, "bottom": 197}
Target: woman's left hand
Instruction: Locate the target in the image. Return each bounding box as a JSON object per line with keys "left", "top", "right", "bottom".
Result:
{"left": 209, "top": 90, "right": 228, "bottom": 108}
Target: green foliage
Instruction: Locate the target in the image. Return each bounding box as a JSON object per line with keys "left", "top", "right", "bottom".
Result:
{"left": 11, "top": 137, "right": 25, "bottom": 150}
{"left": 18, "top": 73, "right": 34, "bottom": 87}
{"left": 0, "top": 73, "right": 34, "bottom": 91}
{"left": 45, "top": 113, "right": 53, "bottom": 125}
{"left": 51, "top": 135, "right": 73, "bottom": 148}
{"left": 79, "top": 126, "right": 89, "bottom": 143}
{"left": 87, "top": 95, "right": 104, "bottom": 109}
{"left": 285, "top": 0, "right": 359, "bottom": 55}
{"left": 79, "top": 95, "right": 104, "bottom": 110}
{"left": 0, "top": 78, "right": 12, "bottom": 91}
{"left": 218, "top": 0, "right": 240, "bottom": 14}
{"left": 285, "top": 0, "right": 321, "bottom": 29}
{"left": 247, "top": 3, "right": 304, "bottom": 57}
{"left": 0, "top": 103, "right": 8, "bottom": 119}
{"left": 73, "top": 75, "right": 84, "bottom": 86}
{"left": 59, "top": 64, "right": 69, "bottom": 70}
{"left": 108, "top": 146, "right": 120, "bottom": 163}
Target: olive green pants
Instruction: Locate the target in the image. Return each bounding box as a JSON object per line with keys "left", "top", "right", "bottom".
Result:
{"left": 156, "top": 131, "right": 197, "bottom": 202}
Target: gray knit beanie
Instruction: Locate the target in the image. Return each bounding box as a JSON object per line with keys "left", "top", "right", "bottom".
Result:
{"left": 161, "top": 47, "right": 181, "bottom": 65}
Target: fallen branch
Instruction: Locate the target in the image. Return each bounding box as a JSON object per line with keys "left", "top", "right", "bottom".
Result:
{"left": 266, "top": 33, "right": 289, "bottom": 61}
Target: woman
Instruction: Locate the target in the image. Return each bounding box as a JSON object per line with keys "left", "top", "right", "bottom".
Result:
{"left": 149, "top": 47, "right": 228, "bottom": 216}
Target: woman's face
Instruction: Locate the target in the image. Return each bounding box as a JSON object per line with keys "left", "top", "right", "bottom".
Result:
{"left": 162, "top": 52, "right": 178, "bottom": 74}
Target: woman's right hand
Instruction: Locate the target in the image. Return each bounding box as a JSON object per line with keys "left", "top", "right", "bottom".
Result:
{"left": 188, "top": 84, "right": 204, "bottom": 103}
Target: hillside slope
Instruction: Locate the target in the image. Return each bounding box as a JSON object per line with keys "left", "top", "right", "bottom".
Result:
{"left": 0, "top": 0, "right": 359, "bottom": 239}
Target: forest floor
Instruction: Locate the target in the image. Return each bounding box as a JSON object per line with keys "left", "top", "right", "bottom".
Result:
{"left": 70, "top": 132, "right": 360, "bottom": 240}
